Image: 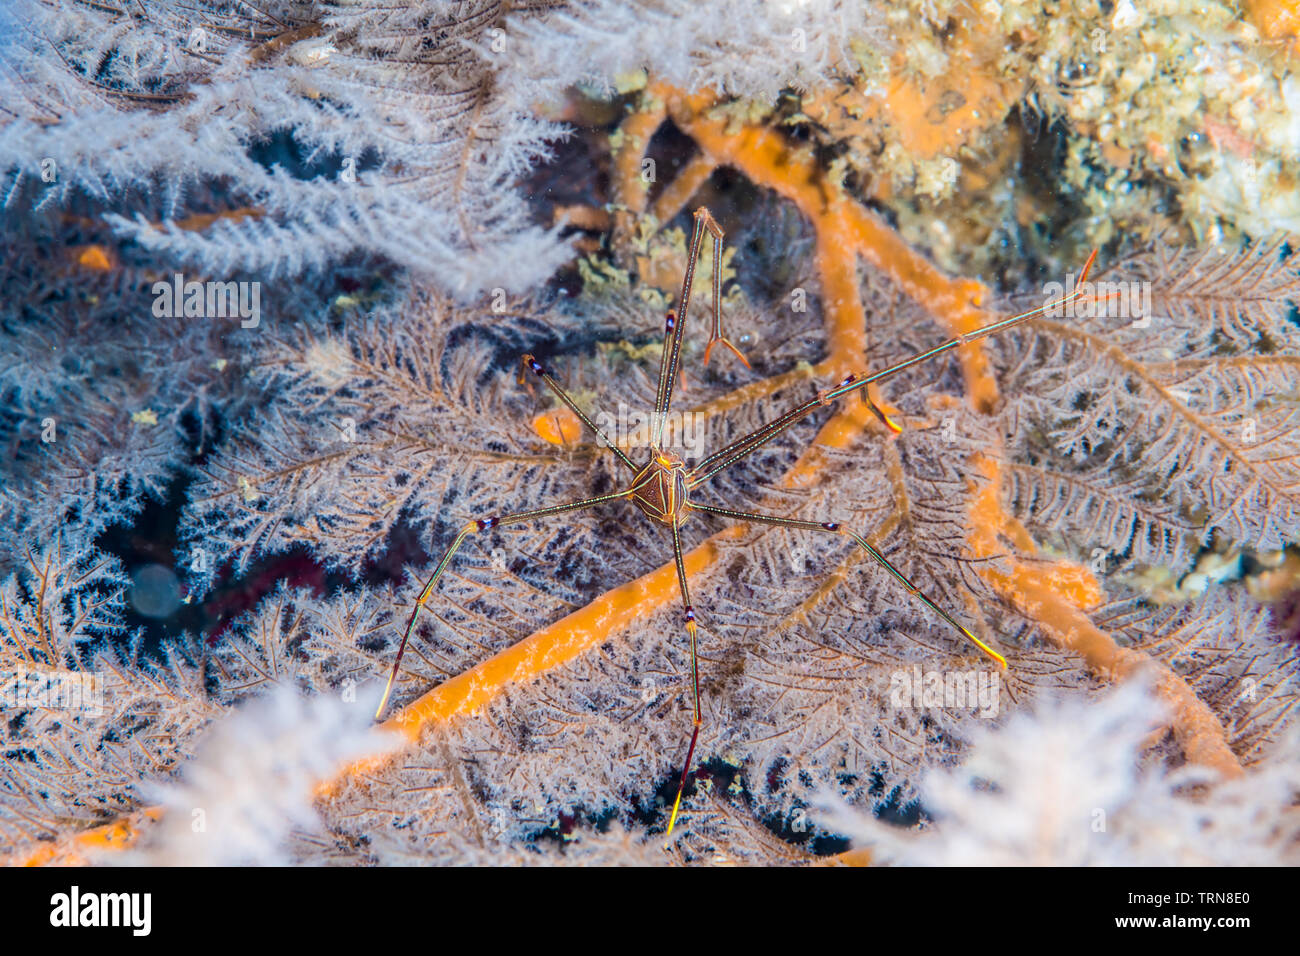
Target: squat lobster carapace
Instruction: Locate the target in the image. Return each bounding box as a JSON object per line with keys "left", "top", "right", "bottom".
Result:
{"left": 375, "top": 207, "right": 1108, "bottom": 841}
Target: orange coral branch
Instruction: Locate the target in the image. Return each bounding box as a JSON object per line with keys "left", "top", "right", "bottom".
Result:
{"left": 822, "top": 847, "right": 873, "bottom": 866}
{"left": 10, "top": 808, "right": 161, "bottom": 867}
{"left": 610, "top": 93, "right": 669, "bottom": 255}
{"left": 966, "top": 454, "right": 1243, "bottom": 779}
{"left": 551, "top": 203, "right": 612, "bottom": 232}
{"left": 650, "top": 153, "right": 718, "bottom": 226}
{"left": 361, "top": 530, "right": 733, "bottom": 749}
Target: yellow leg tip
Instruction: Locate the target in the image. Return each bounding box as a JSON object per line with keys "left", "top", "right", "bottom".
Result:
{"left": 979, "top": 640, "right": 1008, "bottom": 669}
{"left": 960, "top": 626, "right": 1007, "bottom": 669}
{"left": 979, "top": 641, "right": 1008, "bottom": 669}
{"left": 375, "top": 675, "right": 397, "bottom": 721}
{"left": 665, "top": 791, "right": 684, "bottom": 841}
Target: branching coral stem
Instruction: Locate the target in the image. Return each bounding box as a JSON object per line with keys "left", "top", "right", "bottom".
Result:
{"left": 966, "top": 455, "right": 1244, "bottom": 779}
{"left": 651, "top": 154, "right": 718, "bottom": 226}
{"left": 1034, "top": 319, "right": 1292, "bottom": 502}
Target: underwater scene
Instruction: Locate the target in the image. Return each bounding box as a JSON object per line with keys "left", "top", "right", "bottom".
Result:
{"left": 0, "top": 0, "right": 1297, "bottom": 878}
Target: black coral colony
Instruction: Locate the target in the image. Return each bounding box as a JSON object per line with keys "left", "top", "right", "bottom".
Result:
{"left": 0, "top": 0, "right": 1296, "bottom": 865}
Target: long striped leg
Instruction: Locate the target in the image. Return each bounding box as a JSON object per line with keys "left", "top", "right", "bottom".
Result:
{"left": 521, "top": 353, "right": 638, "bottom": 473}
{"left": 692, "top": 503, "right": 1007, "bottom": 667}
{"left": 804, "top": 250, "right": 1110, "bottom": 412}
{"left": 688, "top": 373, "right": 899, "bottom": 489}
{"left": 687, "top": 250, "right": 1109, "bottom": 489}
{"left": 652, "top": 207, "right": 748, "bottom": 449}
{"left": 664, "top": 519, "right": 703, "bottom": 839}
{"left": 375, "top": 490, "right": 631, "bottom": 719}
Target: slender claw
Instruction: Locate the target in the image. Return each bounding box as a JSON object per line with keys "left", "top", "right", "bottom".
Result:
{"left": 864, "top": 396, "right": 903, "bottom": 434}
{"left": 703, "top": 336, "right": 750, "bottom": 369}
{"left": 959, "top": 624, "right": 1008, "bottom": 669}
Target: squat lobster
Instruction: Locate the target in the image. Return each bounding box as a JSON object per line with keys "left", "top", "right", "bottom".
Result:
{"left": 376, "top": 207, "right": 1105, "bottom": 838}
